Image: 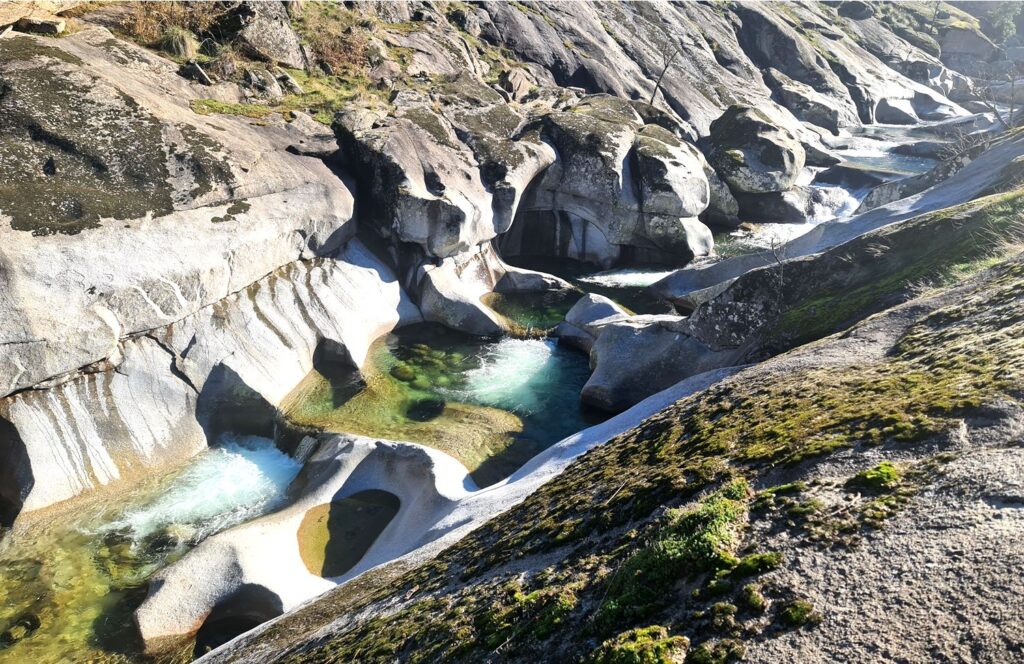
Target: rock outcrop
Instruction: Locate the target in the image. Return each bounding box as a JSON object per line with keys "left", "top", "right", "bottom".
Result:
{"left": 199, "top": 246, "right": 1024, "bottom": 664}
{"left": 707, "top": 105, "right": 805, "bottom": 195}
{"left": 554, "top": 293, "right": 630, "bottom": 353}
{"left": 0, "top": 240, "right": 421, "bottom": 521}
{"left": 0, "top": 28, "right": 354, "bottom": 399}
{"left": 654, "top": 130, "right": 1024, "bottom": 310}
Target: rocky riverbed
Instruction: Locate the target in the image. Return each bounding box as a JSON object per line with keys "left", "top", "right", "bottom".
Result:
{"left": 1, "top": 1, "right": 1023, "bottom": 662}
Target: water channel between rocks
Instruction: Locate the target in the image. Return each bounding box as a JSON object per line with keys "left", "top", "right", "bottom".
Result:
{"left": 0, "top": 124, "right": 937, "bottom": 664}
{"left": 0, "top": 436, "right": 300, "bottom": 663}
{"left": 281, "top": 322, "right": 601, "bottom": 489}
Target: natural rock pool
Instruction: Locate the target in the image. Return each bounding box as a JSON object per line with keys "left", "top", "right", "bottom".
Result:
{"left": 0, "top": 436, "right": 301, "bottom": 663}
{"left": 282, "top": 323, "right": 601, "bottom": 488}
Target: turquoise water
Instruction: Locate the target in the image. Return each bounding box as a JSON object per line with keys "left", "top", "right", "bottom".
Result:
{"left": 451, "top": 336, "right": 595, "bottom": 442}
{"left": 0, "top": 436, "right": 301, "bottom": 664}
{"left": 284, "top": 323, "right": 601, "bottom": 487}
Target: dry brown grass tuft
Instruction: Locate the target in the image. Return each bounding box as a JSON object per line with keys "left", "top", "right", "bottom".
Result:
{"left": 120, "top": 1, "right": 223, "bottom": 47}
{"left": 292, "top": 1, "right": 368, "bottom": 73}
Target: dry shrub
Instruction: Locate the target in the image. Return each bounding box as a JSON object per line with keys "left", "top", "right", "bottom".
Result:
{"left": 293, "top": 3, "right": 368, "bottom": 73}
{"left": 121, "top": 1, "right": 223, "bottom": 46}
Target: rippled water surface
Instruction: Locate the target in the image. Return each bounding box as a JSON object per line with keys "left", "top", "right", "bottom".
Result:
{"left": 0, "top": 436, "right": 300, "bottom": 664}
{"left": 283, "top": 323, "right": 600, "bottom": 487}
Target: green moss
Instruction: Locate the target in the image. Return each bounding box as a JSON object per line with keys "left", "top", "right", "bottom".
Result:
{"left": 779, "top": 599, "right": 821, "bottom": 627}
{"left": 739, "top": 584, "right": 767, "bottom": 613}
{"left": 770, "top": 190, "right": 1024, "bottom": 348}
{"left": 752, "top": 482, "right": 806, "bottom": 509}
{"left": 0, "top": 36, "right": 193, "bottom": 234}
{"left": 730, "top": 551, "right": 782, "bottom": 578}
{"left": 591, "top": 625, "right": 689, "bottom": 664}
{"left": 847, "top": 462, "right": 902, "bottom": 492}
{"left": 786, "top": 498, "right": 825, "bottom": 517}
{"left": 400, "top": 106, "right": 456, "bottom": 148}
{"left": 190, "top": 98, "right": 274, "bottom": 119}
{"left": 596, "top": 480, "right": 749, "bottom": 628}
{"left": 686, "top": 639, "right": 746, "bottom": 664}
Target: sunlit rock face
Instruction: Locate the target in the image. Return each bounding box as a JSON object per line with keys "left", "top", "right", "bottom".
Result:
{"left": 0, "top": 240, "right": 421, "bottom": 521}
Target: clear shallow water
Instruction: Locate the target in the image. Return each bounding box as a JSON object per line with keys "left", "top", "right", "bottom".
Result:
{"left": 0, "top": 436, "right": 300, "bottom": 664}
{"left": 283, "top": 323, "right": 600, "bottom": 487}
{"left": 832, "top": 126, "right": 941, "bottom": 176}
{"left": 711, "top": 183, "right": 866, "bottom": 258}
{"left": 577, "top": 268, "right": 677, "bottom": 289}
{"left": 712, "top": 127, "right": 941, "bottom": 260}
{"left": 481, "top": 289, "right": 583, "bottom": 332}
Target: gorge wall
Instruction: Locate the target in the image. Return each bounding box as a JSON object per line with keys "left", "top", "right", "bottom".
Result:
{"left": 1, "top": 2, "right": 1022, "bottom": 661}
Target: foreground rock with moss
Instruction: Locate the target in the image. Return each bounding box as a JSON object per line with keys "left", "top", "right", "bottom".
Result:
{"left": 202, "top": 248, "right": 1024, "bottom": 662}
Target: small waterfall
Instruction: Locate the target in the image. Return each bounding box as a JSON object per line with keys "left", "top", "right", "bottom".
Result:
{"left": 98, "top": 435, "right": 301, "bottom": 542}
{"left": 577, "top": 268, "right": 676, "bottom": 288}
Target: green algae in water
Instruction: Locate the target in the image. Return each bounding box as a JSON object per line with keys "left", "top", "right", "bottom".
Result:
{"left": 481, "top": 289, "right": 583, "bottom": 332}
{"left": 0, "top": 436, "right": 300, "bottom": 664}
{"left": 283, "top": 323, "right": 601, "bottom": 487}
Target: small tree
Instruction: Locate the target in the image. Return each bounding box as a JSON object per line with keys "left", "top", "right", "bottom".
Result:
{"left": 981, "top": 2, "right": 1022, "bottom": 45}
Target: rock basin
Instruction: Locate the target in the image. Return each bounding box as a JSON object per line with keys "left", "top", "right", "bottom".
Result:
{"left": 281, "top": 323, "right": 600, "bottom": 488}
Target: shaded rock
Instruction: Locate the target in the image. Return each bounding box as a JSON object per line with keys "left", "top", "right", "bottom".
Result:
{"left": 764, "top": 67, "right": 858, "bottom": 132}
{"left": 0, "top": 1, "right": 81, "bottom": 27}
{"left": 838, "top": 1, "right": 873, "bottom": 20}
{"left": 510, "top": 95, "right": 713, "bottom": 267}
{"left": 273, "top": 67, "right": 303, "bottom": 94}
{"left": 874, "top": 97, "right": 918, "bottom": 124}
{"left": 735, "top": 187, "right": 817, "bottom": 224}
{"left": 938, "top": 25, "right": 999, "bottom": 76}
{"left": 581, "top": 315, "right": 737, "bottom": 413}
{"left": 891, "top": 140, "right": 950, "bottom": 160}
{"left": 498, "top": 68, "right": 534, "bottom": 102}
{"left": 565, "top": 293, "right": 628, "bottom": 328}
{"left": 180, "top": 59, "right": 212, "bottom": 86}
{"left": 700, "top": 158, "right": 741, "bottom": 229}
{"left": 733, "top": 2, "right": 855, "bottom": 112}
{"left": 241, "top": 68, "right": 284, "bottom": 99}
{"left": 708, "top": 105, "right": 805, "bottom": 194}
{"left": 368, "top": 60, "right": 401, "bottom": 87}
{"left": 234, "top": 1, "right": 306, "bottom": 69}
{"left": 554, "top": 293, "right": 630, "bottom": 353}
{"left": 14, "top": 16, "right": 64, "bottom": 35}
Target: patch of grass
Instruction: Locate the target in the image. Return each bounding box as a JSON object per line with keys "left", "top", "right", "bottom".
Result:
{"left": 290, "top": 1, "right": 367, "bottom": 72}
{"left": 778, "top": 599, "right": 821, "bottom": 627}
{"left": 847, "top": 461, "right": 902, "bottom": 492}
{"left": 590, "top": 625, "right": 689, "bottom": 664}
{"left": 117, "top": 1, "right": 222, "bottom": 49}
{"left": 596, "top": 480, "right": 750, "bottom": 629}
{"left": 189, "top": 98, "right": 274, "bottom": 119}
{"left": 770, "top": 190, "right": 1024, "bottom": 349}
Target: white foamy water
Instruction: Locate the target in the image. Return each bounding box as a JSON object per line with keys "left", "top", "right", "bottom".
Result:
{"left": 457, "top": 338, "right": 557, "bottom": 415}
{"left": 808, "top": 184, "right": 863, "bottom": 222}
{"left": 450, "top": 338, "right": 591, "bottom": 423}
{"left": 577, "top": 268, "right": 676, "bottom": 288}
{"left": 98, "top": 435, "right": 301, "bottom": 540}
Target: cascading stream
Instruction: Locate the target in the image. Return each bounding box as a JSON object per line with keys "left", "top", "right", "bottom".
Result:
{"left": 0, "top": 436, "right": 301, "bottom": 664}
